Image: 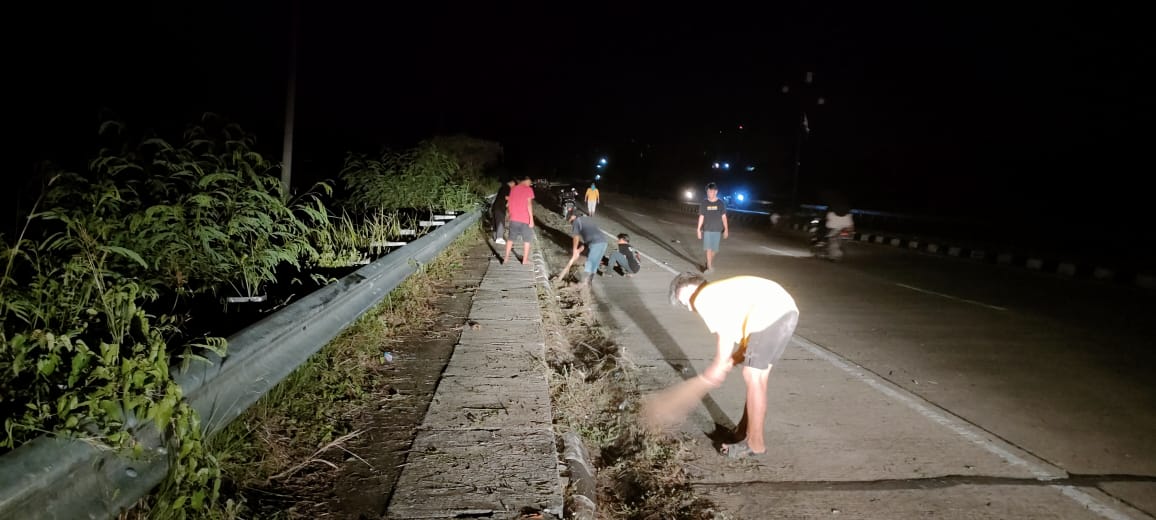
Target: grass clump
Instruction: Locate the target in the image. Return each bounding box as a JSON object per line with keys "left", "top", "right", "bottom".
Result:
{"left": 189, "top": 228, "right": 478, "bottom": 518}
{"left": 540, "top": 287, "right": 719, "bottom": 520}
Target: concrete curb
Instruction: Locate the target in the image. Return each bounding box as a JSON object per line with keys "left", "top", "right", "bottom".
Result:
{"left": 561, "top": 432, "right": 597, "bottom": 520}
{"left": 531, "top": 222, "right": 600, "bottom": 520}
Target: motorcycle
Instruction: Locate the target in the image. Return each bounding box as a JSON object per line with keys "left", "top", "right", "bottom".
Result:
{"left": 809, "top": 217, "right": 852, "bottom": 261}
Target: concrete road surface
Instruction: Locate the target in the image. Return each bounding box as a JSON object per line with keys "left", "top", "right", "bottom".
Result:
{"left": 583, "top": 193, "right": 1155, "bottom": 519}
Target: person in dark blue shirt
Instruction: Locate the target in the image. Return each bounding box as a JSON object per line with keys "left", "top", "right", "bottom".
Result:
{"left": 567, "top": 209, "right": 608, "bottom": 287}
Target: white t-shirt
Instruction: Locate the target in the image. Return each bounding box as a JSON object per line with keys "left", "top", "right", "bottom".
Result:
{"left": 825, "top": 211, "right": 854, "bottom": 231}
{"left": 692, "top": 276, "right": 798, "bottom": 347}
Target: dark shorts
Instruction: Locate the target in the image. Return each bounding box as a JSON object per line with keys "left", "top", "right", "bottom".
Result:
{"left": 734, "top": 310, "right": 798, "bottom": 370}
{"left": 508, "top": 221, "right": 534, "bottom": 243}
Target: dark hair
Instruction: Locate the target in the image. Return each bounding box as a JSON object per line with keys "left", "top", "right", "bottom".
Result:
{"left": 668, "top": 271, "right": 707, "bottom": 307}
{"left": 616, "top": 233, "right": 630, "bottom": 241}
{"left": 706, "top": 182, "right": 718, "bottom": 190}
{"left": 520, "top": 174, "right": 532, "bottom": 181}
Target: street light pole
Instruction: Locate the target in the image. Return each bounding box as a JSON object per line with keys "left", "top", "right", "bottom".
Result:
{"left": 782, "top": 72, "right": 822, "bottom": 210}
{"left": 791, "top": 112, "right": 804, "bottom": 208}
{"left": 279, "top": 0, "right": 300, "bottom": 198}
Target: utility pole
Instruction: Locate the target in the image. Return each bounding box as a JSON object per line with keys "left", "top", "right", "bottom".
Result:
{"left": 792, "top": 113, "right": 804, "bottom": 208}
{"left": 782, "top": 71, "right": 824, "bottom": 209}
{"left": 280, "top": 0, "right": 300, "bottom": 197}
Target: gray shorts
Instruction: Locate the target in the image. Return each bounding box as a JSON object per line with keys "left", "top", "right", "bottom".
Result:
{"left": 734, "top": 311, "right": 798, "bottom": 370}
{"left": 703, "top": 231, "right": 722, "bottom": 252}
{"left": 508, "top": 221, "right": 534, "bottom": 243}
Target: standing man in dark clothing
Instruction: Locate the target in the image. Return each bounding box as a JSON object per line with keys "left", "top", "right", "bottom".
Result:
{"left": 492, "top": 179, "right": 514, "bottom": 244}
{"left": 696, "top": 182, "right": 729, "bottom": 273}
{"left": 566, "top": 208, "right": 608, "bottom": 287}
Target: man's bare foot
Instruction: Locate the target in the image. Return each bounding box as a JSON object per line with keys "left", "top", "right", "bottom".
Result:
{"left": 521, "top": 260, "right": 530, "bottom": 265}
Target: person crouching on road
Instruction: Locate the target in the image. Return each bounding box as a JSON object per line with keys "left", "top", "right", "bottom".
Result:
{"left": 567, "top": 208, "right": 608, "bottom": 287}
{"left": 668, "top": 272, "right": 799, "bottom": 459}
{"left": 607, "top": 233, "right": 641, "bottom": 277}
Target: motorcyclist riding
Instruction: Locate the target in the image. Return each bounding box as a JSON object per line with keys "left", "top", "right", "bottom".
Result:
{"left": 822, "top": 206, "right": 854, "bottom": 261}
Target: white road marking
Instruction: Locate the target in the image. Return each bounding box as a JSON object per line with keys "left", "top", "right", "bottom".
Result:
{"left": 620, "top": 208, "right": 679, "bottom": 226}
{"left": 762, "top": 245, "right": 811, "bottom": 258}
{"left": 794, "top": 336, "right": 1137, "bottom": 520}
{"left": 896, "top": 283, "right": 1008, "bottom": 311}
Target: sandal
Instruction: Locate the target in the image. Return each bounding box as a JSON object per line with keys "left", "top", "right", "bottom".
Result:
{"left": 721, "top": 441, "right": 765, "bottom": 459}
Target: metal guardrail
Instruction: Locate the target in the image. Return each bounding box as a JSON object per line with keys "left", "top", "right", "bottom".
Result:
{"left": 0, "top": 206, "right": 483, "bottom": 520}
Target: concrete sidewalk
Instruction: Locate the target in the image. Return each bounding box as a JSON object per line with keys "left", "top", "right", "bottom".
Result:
{"left": 385, "top": 255, "right": 563, "bottom": 519}
{"left": 583, "top": 205, "right": 1149, "bottom": 520}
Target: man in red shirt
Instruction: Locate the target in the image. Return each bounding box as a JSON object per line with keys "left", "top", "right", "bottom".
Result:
{"left": 504, "top": 175, "right": 535, "bottom": 265}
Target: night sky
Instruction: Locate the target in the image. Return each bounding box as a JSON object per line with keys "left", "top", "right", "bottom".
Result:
{"left": 11, "top": 2, "right": 1153, "bottom": 240}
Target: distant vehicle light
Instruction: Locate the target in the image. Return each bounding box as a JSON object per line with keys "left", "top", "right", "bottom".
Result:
{"left": 736, "top": 193, "right": 745, "bottom": 202}
{"left": 684, "top": 189, "right": 694, "bottom": 200}
{"left": 712, "top": 162, "right": 720, "bottom": 169}
{"left": 722, "top": 162, "right": 730, "bottom": 170}
{"left": 745, "top": 165, "right": 756, "bottom": 172}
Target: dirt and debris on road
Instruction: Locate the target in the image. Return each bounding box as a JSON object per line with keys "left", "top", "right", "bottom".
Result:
{"left": 533, "top": 204, "right": 725, "bottom": 520}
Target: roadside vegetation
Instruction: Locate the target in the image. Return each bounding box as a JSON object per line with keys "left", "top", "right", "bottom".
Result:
{"left": 195, "top": 229, "right": 480, "bottom": 519}
{"left": 0, "top": 112, "right": 499, "bottom": 519}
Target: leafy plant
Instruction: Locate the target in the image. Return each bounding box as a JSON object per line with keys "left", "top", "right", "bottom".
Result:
{"left": 339, "top": 142, "right": 482, "bottom": 215}
{"left": 0, "top": 113, "right": 337, "bottom": 517}
{"left": 427, "top": 135, "right": 503, "bottom": 187}
{"left": 47, "top": 115, "right": 331, "bottom": 300}
{"left": 0, "top": 203, "right": 226, "bottom": 517}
